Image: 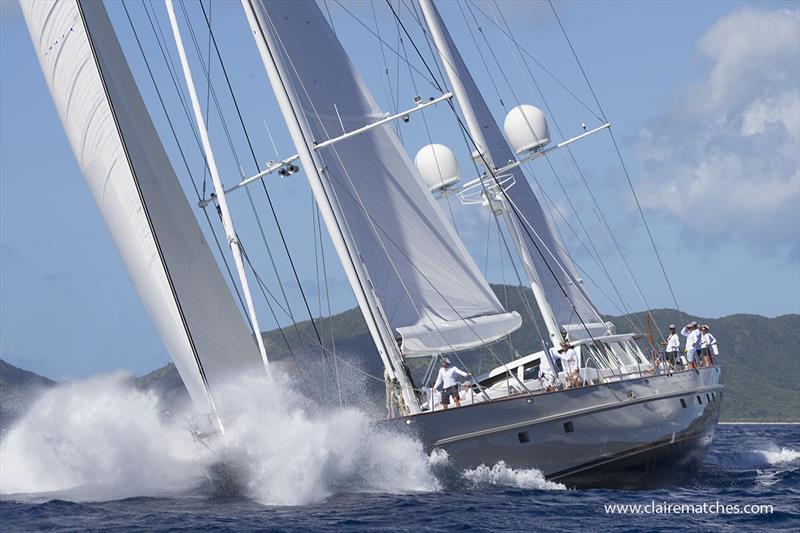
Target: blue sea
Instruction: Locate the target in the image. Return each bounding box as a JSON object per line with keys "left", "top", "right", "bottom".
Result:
{"left": 2, "top": 423, "right": 798, "bottom": 532}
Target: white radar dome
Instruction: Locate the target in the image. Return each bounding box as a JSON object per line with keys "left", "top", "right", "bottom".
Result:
{"left": 504, "top": 104, "right": 550, "bottom": 154}
{"left": 414, "top": 144, "right": 460, "bottom": 192}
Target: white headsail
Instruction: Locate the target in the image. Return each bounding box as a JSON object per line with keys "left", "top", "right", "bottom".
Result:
{"left": 244, "top": 0, "right": 520, "bottom": 358}
{"left": 21, "top": 0, "right": 262, "bottom": 414}
{"left": 418, "top": 0, "right": 607, "bottom": 341}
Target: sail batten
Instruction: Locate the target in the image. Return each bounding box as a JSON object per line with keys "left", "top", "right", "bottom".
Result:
{"left": 22, "top": 0, "right": 262, "bottom": 412}
{"left": 250, "top": 0, "right": 519, "bottom": 353}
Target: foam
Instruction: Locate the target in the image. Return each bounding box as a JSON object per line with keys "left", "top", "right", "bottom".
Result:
{"left": 462, "top": 461, "right": 566, "bottom": 490}
{"left": 0, "top": 370, "right": 439, "bottom": 506}
{"left": 759, "top": 446, "right": 800, "bottom": 465}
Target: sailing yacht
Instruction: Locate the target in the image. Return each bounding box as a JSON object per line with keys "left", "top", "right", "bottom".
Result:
{"left": 22, "top": 0, "right": 721, "bottom": 489}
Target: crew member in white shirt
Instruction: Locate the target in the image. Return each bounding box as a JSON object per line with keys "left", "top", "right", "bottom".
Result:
{"left": 661, "top": 324, "right": 680, "bottom": 371}
{"left": 700, "top": 325, "right": 717, "bottom": 367}
{"left": 540, "top": 348, "right": 558, "bottom": 391}
{"left": 680, "top": 321, "right": 702, "bottom": 369}
{"left": 554, "top": 341, "right": 580, "bottom": 388}
{"left": 433, "top": 357, "right": 471, "bottom": 409}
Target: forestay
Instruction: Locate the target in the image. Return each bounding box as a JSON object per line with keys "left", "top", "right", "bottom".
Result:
{"left": 421, "top": 2, "right": 606, "bottom": 338}
{"left": 251, "top": 0, "right": 520, "bottom": 356}
{"left": 21, "top": 0, "right": 262, "bottom": 412}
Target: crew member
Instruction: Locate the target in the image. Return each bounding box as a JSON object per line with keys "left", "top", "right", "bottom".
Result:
{"left": 700, "top": 325, "right": 717, "bottom": 367}
{"left": 540, "top": 348, "right": 558, "bottom": 392}
{"left": 433, "top": 357, "right": 471, "bottom": 409}
{"left": 680, "top": 321, "right": 702, "bottom": 369}
{"left": 661, "top": 324, "right": 680, "bottom": 371}
{"left": 554, "top": 341, "right": 580, "bottom": 388}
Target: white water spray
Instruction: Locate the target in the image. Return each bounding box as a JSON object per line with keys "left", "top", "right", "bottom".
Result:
{"left": 463, "top": 461, "right": 566, "bottom": 490}
{"left": 0, "top": 369, "right": 441, "bottom": 505}
{"left": 0, "top": 373, "right": 207, "bottom": 499}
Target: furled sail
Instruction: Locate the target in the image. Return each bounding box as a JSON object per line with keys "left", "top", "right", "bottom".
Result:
{"left": 249, "top": 0, "right": 520, "bottom": 356}
{"left": 420, "top": 2, "right": 606, "bottom": 339}
{"left": 21, "top": 0, "right": 261, "bottom": 411}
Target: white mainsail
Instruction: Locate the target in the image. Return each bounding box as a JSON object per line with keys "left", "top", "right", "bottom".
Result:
{"left": 245, "top": 0, "right": 520, "bottom": 357}
{"left": 21, "top": 0, "right": 262, "bottom": 413}
{"left": 419, "top": 1, "right": 607, "bottom": 340}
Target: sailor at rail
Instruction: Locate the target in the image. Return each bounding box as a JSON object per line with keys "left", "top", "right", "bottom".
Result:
{"left": 540, "top": 348, "right": 558, "bottom": 392}
{"left": 554, "top": 341, "right": 580, "bottom": 388}
{"left": 661, "top": 324, "right": 680, "bottom": 371}
{"left": 681, "top": 321, "right": 703, "bottom": 369}
{"left": 433, "top": 357, "right": 472, "bottom": 409}
{"left": 700, "top": 325, "right": 717, "bottom": 367}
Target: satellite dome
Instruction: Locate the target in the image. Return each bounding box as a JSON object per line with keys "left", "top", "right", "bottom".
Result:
{"left": 414, "top": 144, "right": 460, "bottom": 192}
{"left": 503, "top": 104, "right": 550, "bottom": 154}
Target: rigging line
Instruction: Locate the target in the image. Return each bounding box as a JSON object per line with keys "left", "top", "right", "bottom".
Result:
{"left": 90, "top": 0, "right": 220, "bottom": 417}
{"left": 178, "top": 0, "right": 309, "bottom": 356}
{"left": 200, "top": 0, "right": 211, "bottom": 199}
{"left": 315, "top": 198, "right": 342, "bottom": 406}
{"left": 394, "top": 5, "right": 403, "bottom": 137}
{"left": 468, "top": 0, "right": 621, "bottom": 324}
{"left": 524, "top": 162, "right": 642, "bottom": 327}
{"left": 248, "top": 2, "right": 407, "bottom": 391}
{"left": 395, "top": 3, "right": 459, "bottom": 233}
{"left": 469, "top": 0, "right": 621, "bottom": 322}
{"left": 261, "top": 5, "right": 435, "bottom": 337}
{"left": 142, "top": 0, "right": 211, "bottom": 178}
{"left": 272, "top": 36, "right": 526, "bottom": 399}
{"left": 389, "top": 2, "right": 604, "bottom": 345}
{"left": 454, "top": 1, "right": 504, "bottom": 108}
{"left": 331, "top": 0, "right": 438, "bottom": 90}
{"left": 391, "top": 3, "right": 565, "bottom": 343}
{"left": 466, "top": 0, "right": 602, "bottom": 122}
{"left": 313, "top": 197, "right": 322, "bottom": 318}
{"left": 489, "top": 4, "right": 647, "bottom": 336}
{"left": 529, "top": 157, "right": 645, "bottom": 329}
{"left": 238, "top": 243, "right": 314, "bottom": 398}
{"left": 177, "top": 2, "right": 319, "bottom": 376}
{"left": 406, "top": 0, "right": 447, "bottom": 93}
{"left": 322, "top": 0, "right": 337, "bottom": 33}
{"left": 310, "top": 197, "right": 330, "bottom": 403}
{"left": 122, "top": 0, "right": 251, "bottom": 326}
{"left": 195, "top": 0, "right": 329, "bottom": 351}
{"left": 264, "top": 4, "right": 533, "bottom": 399}
{"left": 371, "top": 0, "right": 398, "bottom": 116}
{"left": 547, "top": 0, "right": 683, "bottom": 327}
{"left": 394, "top": 1, "right": 542, "bottom": 339}
{"left": 417, "top": 1, "right": 642, "bottom": 338}
{"left": 546, "top": 0, "right": 606, "bottom": 121}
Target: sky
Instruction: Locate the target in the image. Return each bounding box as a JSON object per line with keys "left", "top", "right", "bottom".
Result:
{"left": 1, "top": 0, "right": 798, "bottom": 380}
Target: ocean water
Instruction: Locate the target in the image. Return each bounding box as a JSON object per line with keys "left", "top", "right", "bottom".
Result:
{"left": 1, "top": 374, "right": 798, "bottom": 531}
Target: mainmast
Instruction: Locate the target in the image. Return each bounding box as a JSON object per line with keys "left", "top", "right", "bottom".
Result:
{"left": 240, "top": 0, "right": 420, "bottom": 414}
{"left": 417, "top": 0, "right": 562, "bottom": 343}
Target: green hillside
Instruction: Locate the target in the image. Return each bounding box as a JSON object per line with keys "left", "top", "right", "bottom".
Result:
{"left": 0, "top": 358, "right": 55, "bottom": 431}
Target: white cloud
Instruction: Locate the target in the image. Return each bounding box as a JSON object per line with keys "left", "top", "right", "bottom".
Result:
{"left": 637, "top": 8, "right": 800, "bottom": 260}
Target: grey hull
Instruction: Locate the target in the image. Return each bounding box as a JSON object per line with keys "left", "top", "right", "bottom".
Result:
{"left": 396, "top": 367, "right": 722, "bottom": 489}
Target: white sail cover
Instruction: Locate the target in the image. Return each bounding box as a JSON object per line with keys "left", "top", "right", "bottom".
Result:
{"left": 21, "top": 0, "right": 261, "bottom": 410}
{"left": 424, "top": 2, "right": 605, "bottom": 337}
{"left": 252, "top": 0, "right": 519, "bottom": 355}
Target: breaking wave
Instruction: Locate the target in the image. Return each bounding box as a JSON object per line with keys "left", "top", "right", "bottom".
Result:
{"left": 462, "top": 461, "right": 566, "bottom": 491}
{"left": 0, "top": 370, "right": 439, "bottom": 505}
